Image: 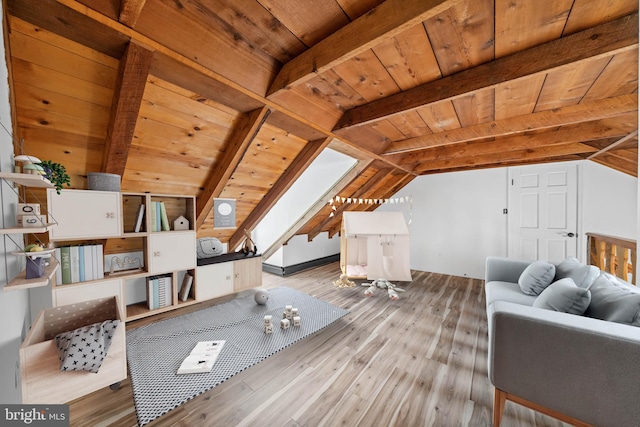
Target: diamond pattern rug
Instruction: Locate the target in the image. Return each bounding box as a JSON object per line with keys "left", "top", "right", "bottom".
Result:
{"left": 126, "top": 287, "right": 349, "bottom": 426}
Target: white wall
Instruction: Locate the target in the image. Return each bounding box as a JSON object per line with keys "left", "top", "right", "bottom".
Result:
{"left": 580, "top": 161, "right": 637, "bottom": 255}
{"left": 382, "top": 161, "right": 638, "bottom": 280}
{"left": 379, "top": 168, "right": 509, "bottom": 279}
{"left": 0, "top": 0, "right": 30, "bottom": 402}
{"left": 256, "top": 148, "right": 354, "bottom": 267}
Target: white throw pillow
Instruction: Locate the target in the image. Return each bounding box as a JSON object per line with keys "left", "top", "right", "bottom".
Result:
{"left": 533, "top": 278, "right": 591, "bottom": 315}
{"left": 518, "top": 260, "right": 556, "bottom": 296}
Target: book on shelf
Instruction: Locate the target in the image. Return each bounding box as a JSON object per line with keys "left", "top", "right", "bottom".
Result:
{"left": 55, "top": 247, "right": 62, "bottom": 284}
{"left": 177, "top": 340, "right": 225, "bottom": 375}
{"left": 57, "top": 244, "right": 104, "bottom": 285}
{"left": 155, "top": 202, "right": 161, "bottom": 232}
{"left": 134, "top": 204, "right": 145, "bottom": 232}
{"left": 150, "top": 201, "right": 158, "bottom": 232}
{"left": 159, "top": 201, "right": 170, "bottom": 231}
{"left": 60, "top": 247, "right": 71, "bottom": 284}
{"left": 70, "top": 246, "right": 80, "bottom": 283}
{"left": 147, "top": 275, "right": 172, "bottom": 309}
{"left": 180, "top": 273, "right": 193, "bottom": 302}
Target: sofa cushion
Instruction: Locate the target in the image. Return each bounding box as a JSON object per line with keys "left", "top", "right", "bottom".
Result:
{"left": 486, "top": 280, "right": 537, "bottom": 307}
{"left": 518, "top": 260, "right": 556, "bottom": 295}
{"left": 533, "top": 278, "right": 591, "bottom": 315}
{"left": 555, "top": 257, "right": 600, "bottom": 289}
{"left": 585, "top": 274, "right": 640, "bottom": 327}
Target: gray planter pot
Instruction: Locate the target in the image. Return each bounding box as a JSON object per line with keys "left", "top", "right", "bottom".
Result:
{"left": 88, "top": 172, "right": 121, "bottom": 191}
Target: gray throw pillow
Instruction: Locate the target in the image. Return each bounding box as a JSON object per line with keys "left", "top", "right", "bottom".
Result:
{"left": 55, "top": 320, "right": 120, "bottom": 373}
{"left": 555, "top": 257, "right": 600, "bottom": 289}
{"left": 533, "top": 278, "right": 591, "bottom": 315}
{"left": 585, "top": 274, "right": 640, "bottom": 327}
{"left": 518, "top": 260, "right": 556, "bottom": 295}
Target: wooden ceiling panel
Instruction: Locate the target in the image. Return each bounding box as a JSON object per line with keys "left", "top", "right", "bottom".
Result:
{"left": 332, "top": 50, "right": 401, "bottom": 102}
{"left": 494, "top": 74, "right": 545, "bottom": 120}
{"left": 134, "top": 0, "right": 278, "bottom": 95}
{"left": 563, "top": 0, "right": 638, "bottom": 35}
{"left": 495, "top": 0, "right": 573, "bottom": 57}
{"left": 583, "top": 49, "right": 639, "bottom": 102}
{"left": 452, "top": 87, "right": 495, "bottom": 126}
{"left": 336, "top": 0, "right": 385, "bottom": 20}
{"left": 371, "top": 24, "right": 441, "bottom": 90}
{"left": 534, "top": 55, "right": 612, "bottom": 111}
{"left": 416, "top": 101, "right": 461, "bottom": 133}
{"left": 256, "top": 0, "right": 350, "bottom": 47}
{"left": 425, "top": 0, "right": 495, "bottom": 76}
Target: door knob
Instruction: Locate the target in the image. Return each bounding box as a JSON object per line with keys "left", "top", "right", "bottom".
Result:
{"left": 561, "top": 232, "right": 576, "bottom": 237}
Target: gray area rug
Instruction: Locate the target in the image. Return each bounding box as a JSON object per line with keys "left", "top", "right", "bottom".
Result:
{"left": 126, "top": 287, "right": 349, "bottom": 426}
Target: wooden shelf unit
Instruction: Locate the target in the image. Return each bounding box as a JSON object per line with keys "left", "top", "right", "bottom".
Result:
{"left": 48, "top": 189, "right": 198, "bottom": 321}
{"left": 3, "top": 258, "right": 59, "bottom": 292}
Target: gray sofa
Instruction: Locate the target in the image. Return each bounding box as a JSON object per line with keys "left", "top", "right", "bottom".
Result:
{"left": 485, "top": 256, "right": 640, "bottom": 427}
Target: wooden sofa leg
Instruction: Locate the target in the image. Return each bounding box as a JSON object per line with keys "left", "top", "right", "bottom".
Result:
{"left": 493, "top": 388, "right": 506, "bottom": 427}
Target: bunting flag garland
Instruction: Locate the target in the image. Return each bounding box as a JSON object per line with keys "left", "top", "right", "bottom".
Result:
{"left": 328, "top": 195, "right": 413, "bottom": 224}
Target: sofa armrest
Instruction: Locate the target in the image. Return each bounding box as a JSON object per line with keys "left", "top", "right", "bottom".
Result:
{"left": 485, "top": 256, "right": 532, "bottom": 284}
{"left": 488, "top": 301, "right": 640, "bottom": 427}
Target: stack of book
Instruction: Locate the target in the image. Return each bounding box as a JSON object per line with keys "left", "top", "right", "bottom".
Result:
{"left": 55, "top": 244, "right": 105, "bottom": 285}
{"left": 179, "top": 272, "right": 194, "bottom": 301}
{"left": 150, "top": 201, "right": 170, "bottom": 232}
{"left": 147, "top": 275, "right": 172, "bottom": 310}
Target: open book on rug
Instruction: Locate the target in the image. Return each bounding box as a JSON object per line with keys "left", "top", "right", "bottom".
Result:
{"left": 176, "top": 340, "right": 225, "bottom": 374}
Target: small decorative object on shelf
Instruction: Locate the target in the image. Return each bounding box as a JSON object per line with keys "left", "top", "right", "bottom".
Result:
{"left": 25, "top": 256, "right": 46, "bottom": 279}
{"left": 174, "top": 215, "right": 189, "bottom": 230}
{"left": 37, "top": 160, "right": 70, "bottom": 194}
{"left": 14, "top": 154, "right": 41, "bottom": 174}
{"left": 108, "top": 255, "right": 143, "bottom": 276}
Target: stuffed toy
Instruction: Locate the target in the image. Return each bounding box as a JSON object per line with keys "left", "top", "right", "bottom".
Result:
{"left": 333, "top": 273, "right": 356, "bottom": 288}
{"left": 362, "top": 278, "right": 405, "bottom": 300}
{"left": 241, "top": 229, "right": 257, "bottom": 255}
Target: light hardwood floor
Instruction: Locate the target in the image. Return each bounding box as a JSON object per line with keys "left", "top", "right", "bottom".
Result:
{"left": 68, "top": 262, "right": 569, "bottom": 427}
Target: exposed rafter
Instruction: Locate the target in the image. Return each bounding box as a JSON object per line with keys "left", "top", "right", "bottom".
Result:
{"left": 228, "top": 137, "right": 333, "bottom": 251}
{"left": 195, "top": 107, "right": 271, "bottom": 230}
{"left": 587, "top": 130, "right": 639, "bottom": 159}
{"left": 388, "top": 121, "right": 635, "bottom": 165}
{"left": 102, "top": 40, "right": 154, "bottom": 176}
{"left": 335, "top": 12, "right": 638, "bottom": 130}
{"left": 119, "top": 0, "right": 147, "bottom": 27}
{"left": 266, "top": 0, "right": 462, "bottom": 96}
{"left": 384, "top": 94, "right": 638, "bottom": 155}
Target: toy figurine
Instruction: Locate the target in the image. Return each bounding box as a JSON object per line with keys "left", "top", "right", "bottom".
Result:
{"left": 362, "top": 278, "right": 405, "bottom": 300}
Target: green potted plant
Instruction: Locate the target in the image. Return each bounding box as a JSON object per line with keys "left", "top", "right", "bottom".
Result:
{"left": 37, "top": 160, "right": 71, "bottom": 194}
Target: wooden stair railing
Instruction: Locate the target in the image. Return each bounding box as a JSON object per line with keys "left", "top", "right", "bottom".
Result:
{"left": 586, "top": 233, "right": 636, "bottom": 285}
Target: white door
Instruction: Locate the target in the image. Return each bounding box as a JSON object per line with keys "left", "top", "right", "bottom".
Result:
{"left": 508, "top": 163, "right": 578, "bottom": 262}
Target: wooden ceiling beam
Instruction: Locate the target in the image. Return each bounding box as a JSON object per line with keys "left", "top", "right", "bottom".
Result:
{"left": 587, "top": 130, "right": 639, "bottom": 160}
{"left": 119, "top": 0, "right": 147, "bottom": 27}
{"left": 306, "top": 167, "right": 392, "bottom": 241}
{"left": 195, "top": 106, "right": 271, "bottom": 231}
{"left": 384, "top": 94, "right": 638, "bottom": 155}
{"left": 335, "top": 12, "right": 639, "bottom": 130}
{"left": 228, "top": 136, "right": 333, "bottom": 251}
{"left": 102, "top": 40, "right": 154, "bottom": 176}
{"left": 390, "top": 122, "right": 634, "bottom": 165}
{"left": 266, "top": 0, "right": 461, "bottom": 97}
{"left": 413, "top": 143, "right": 598, "bottom": 174}
{"left": 260, "top": 159, "right": 373, "bottom": 260}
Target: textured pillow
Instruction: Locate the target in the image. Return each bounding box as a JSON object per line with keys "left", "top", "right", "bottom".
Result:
{"left": 55, "top": 320, "right": 120, "bottom": 373}
{"left": 585, "top": 274, "right": 640, "bottom": 327}
{"left": 196, "top": 237, "right": 223, "bottom": 259}
{"left": 518, "top": 260, "right": 556, "bottom": 295}
{"left": 533, "top": 278, "right": 591, "bottom": 314}
{"left": 555, "top": 257, "right": 600, "bottom": 289}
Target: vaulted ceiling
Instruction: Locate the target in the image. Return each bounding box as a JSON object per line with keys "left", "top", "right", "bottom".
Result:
{"left": 5, "top": 0, "right": 638, "bottom": 250}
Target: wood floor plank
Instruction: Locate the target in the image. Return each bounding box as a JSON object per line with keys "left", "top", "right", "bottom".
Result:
{"left": 66, "top": 262, "right": 573, "bottom": 427}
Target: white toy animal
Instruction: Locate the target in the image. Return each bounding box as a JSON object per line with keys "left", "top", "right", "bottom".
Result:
{"left": 362, "top": 278, "right": 405, "bottom": 300}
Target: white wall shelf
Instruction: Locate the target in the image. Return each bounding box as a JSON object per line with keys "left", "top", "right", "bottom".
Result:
{"left": 3, "top": 258, "right": 59, "bottom": 292}
{"left": 0, "top": 172, "right": 53, "bottom": 188}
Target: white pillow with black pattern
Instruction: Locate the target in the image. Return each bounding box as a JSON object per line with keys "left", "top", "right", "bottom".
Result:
{"left": 55, "top": 320, "right": 120, "bottom": 373}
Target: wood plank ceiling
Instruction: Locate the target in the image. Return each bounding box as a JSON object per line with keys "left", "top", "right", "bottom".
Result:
{"left": 5, "top": 0, "right": 638, "bottom": 250}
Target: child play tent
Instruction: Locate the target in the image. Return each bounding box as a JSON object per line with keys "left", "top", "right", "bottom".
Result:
{"left": 340, "top": 211, "right": 412, "bottom": 281}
